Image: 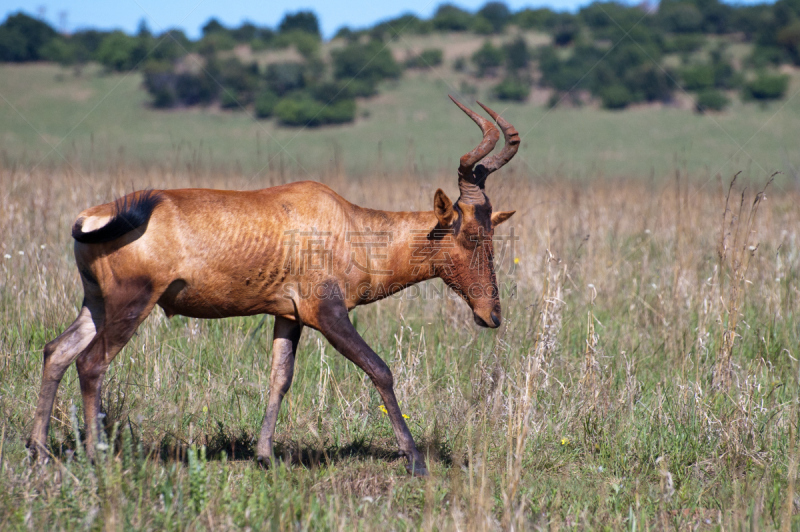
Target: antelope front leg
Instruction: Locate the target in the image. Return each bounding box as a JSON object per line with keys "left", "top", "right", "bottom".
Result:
{"left": 256, "top": 316, "right": 303, "bottom": 467}
{"left": 314, "top": 297, "right": 427, "bottom": 476}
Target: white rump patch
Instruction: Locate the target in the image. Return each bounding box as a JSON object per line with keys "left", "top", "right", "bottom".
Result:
{"left": 81, "top": 215, "right": 113, "bottom": 232}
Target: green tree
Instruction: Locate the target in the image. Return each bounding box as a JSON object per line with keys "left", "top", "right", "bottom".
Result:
{"left": 279, "top": 11, "right": 320, "bottom": 37}
{"left": 432, "top": 4, "right": 473, "bottom": 31}
{"left": 601, "top": 84, "right": 633, "bottom": 109}
{"left": 265, "top": 62, "right": 306, "bottom": 96}
{"left": 478, "top": 2, "right": 511, "bottom": 33}
{"left": 743, "top": 73, "right": 789, "bottom": 100}
{"left": 96, "top": 31, "right": 142, "bottom": 71}
{"left": 494, "top": 76, "right": 531, "bottom": 101}
{"left": 201, "top": 18, "right": 225, "bottom": 36}
{"left": 331, "top": 40, "right": 401, "bottom": 84}
{"left": 405, "top": 48, "right": 443, "bottom": 69}
{"left": 471, "top": 40, "right": 504, "bottom": 76}
{"left": 513, "top": 8, "right": 558, "bottom": 30}
{"left": 695, "top": 89, "right": 729, "bottom": 112}
{"left": 504, "top": 37, "right": 529, "bottom": 70}
{"left": 254, "top": 91, "right": 279, "bottom": 118}
{"left": 0, "top": 12, "right": 57, "bottom": 62}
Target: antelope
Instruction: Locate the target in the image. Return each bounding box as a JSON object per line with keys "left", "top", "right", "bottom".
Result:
{"left": 28, "top": 97, "right": 519, "bottom": 476}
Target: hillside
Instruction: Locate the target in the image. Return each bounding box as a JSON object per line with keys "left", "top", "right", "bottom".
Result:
{"left": 0, "top": 58, "right": 797, "bottom": 180}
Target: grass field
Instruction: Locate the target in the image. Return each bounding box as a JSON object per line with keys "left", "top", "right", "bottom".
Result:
{"left": 1, "top": 62, "right": 800, "bottom": 182}
{"left": 0, "top": 159, "right": 798, "bottom": 529}
{"left": 2, "top": 53, "right": 800, "bottom": 529}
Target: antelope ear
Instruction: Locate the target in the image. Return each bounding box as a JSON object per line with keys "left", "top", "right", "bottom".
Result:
{"left": 433, "top": 189, "right": 456, "bottom": 227}
{"left": 491, "top": 210, "right": 515, "bottom": 227}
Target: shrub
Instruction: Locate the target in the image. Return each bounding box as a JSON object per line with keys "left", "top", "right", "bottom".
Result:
{"left": 321, "top": 98, "right": 357, "bottom": 124}
{"left": 217, "top": 58, "right": 259, "bottom": 100}
{"left": 658, "top": 2, "right": 703, "bottom": 33}
{"left": 471, "top": 41, "right": 504, "bottom": 77}
{"left": 370, "top": 14, "right": 432, "bottom": 40}
{"left": 265, "top": 62, "right": 306, "bottom": 96}
{"left": 478, "top": 2, "right": 511, "bottom": 33}
{"left": 514, "top": 8, "right": 559, "bottom": 31}
{"left": 553, "top": 21, "right": 579, "bottom": 46}
{"left": 39, "top": 37, "right": 78, "bottom": 66}
{"left": 471, "top": 16, "right": 495, "bottom": 35}
{"left": 278, "top": 11, "right": 320, "bottom": 37}
{"left": 600, "top": 84, "right": 633, "bottom": 109}
{"left": 405, "top": 48, "right": 443, "bottom": 69}
{"left": 219, "top": 90, "right": 241, "bottom": 109}
{"left": 695, "top": 89, "right": 729, "bottom": 112}
{"left": 681, "top": 64, "right": 715, "bottom": 91}
{"left": 274, "top": 95, "right": 322, "bottom": 126}
{"left": 777, "top": 20, "right": 800, "bottom": 64}
{"left": 636, "top": 64, "right": 675, "bottom": 102}
{"left": 504, "top": 37, "right": 530, "bottom": 70}
{"left": 254, "top": 91, "right": 279, "bottom": 118}
{"left": 196, "top": 32, "right": 236, "bottom": 55}
{"left": 494, "top": 76, "right": 531, "bottom": 101}
{"left": 96, "top": 31, "right": 144, "bottom": 71}
{"left": 432, "top": 4, "right": 473, "bottom": 31}
{"left": 743, "top": 73, "right": 789, "bottom": 101}
{"left": 664, "top": 34, "right": 706, "bottom": 54}
{"left": 274, "top": 95, "right": 356, "bottom": 127}
{"left": 275, "top": 30, "right": 320, "bottom": 58}
{"left": 747, "top": 46, "right": 787, "bottom": 69}
{"left": 175, "top": 72, "right": 218, "bottom": 105}
{"left": 143, "top": 60, "right": 178, "bottom": 108}
{"left": 201, "top": 18, "right": 226, "bottom": 36}
{"left": 332, "top": 40, "right": 401, "bottom": 83}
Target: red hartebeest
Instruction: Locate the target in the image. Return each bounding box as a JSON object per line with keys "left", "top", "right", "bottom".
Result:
{"left": 28, "top": 97, "right": 519, "bottom": 476}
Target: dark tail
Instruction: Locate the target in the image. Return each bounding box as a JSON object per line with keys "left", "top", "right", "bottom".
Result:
{"left": 72, "top": 190, "right": 164, "bottom": 244}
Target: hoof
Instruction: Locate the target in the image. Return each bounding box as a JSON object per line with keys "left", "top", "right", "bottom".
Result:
{"left": 26, "top": 440, "right": 48, "bottom": 463}
{"left": 256, "top": 455, "right": 272, "bottom": 469}
{"left": 405, "top": 461, "right": 428, "bottom": 477}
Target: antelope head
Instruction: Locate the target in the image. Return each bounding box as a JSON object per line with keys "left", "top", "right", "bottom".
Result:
{"left": 433, "top": 96, "right": 520, "bottom": 329}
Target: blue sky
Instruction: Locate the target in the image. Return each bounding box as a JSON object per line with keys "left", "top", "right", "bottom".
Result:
{"left": 1, "top": 0, "right": 769, "bottom": 39}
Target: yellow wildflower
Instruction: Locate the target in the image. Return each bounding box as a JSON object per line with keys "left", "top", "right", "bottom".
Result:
{"left": 561, "top": 438, "right": 569, "bottom": 446}
{"left": 379, "top": 405, "right": 388, "bottom": 415}
{"left": 514, "top": 257, "right": 520, "bottom": 264}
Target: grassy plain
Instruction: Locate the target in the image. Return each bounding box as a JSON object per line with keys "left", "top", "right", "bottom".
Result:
{"left": 0, "top": 161, "right": 798, "bottom": 529}
{"left": 1, "top": 62, "right": 799, "bottom": 181}
{"left": 1, "top": 58, "right": 800, "bottom": 529}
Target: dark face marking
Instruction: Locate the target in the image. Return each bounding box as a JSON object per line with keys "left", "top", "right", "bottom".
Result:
{"left": 437, "top": 198, "right": 502, "bottom": 328}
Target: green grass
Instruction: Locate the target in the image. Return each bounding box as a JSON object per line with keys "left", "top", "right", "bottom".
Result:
{"left": 0, "top": 163, "right": 798, "bottom": 529}
{"left": 1, "top": 62, "right": 799, "bottom": 181}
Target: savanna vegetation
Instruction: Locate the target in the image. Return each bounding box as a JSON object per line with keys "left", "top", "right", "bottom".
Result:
{"left": 0, "top": 161, "right": 798, "bottom": 529}
{"left": 2, "top": 0, "right": 800, "bottom": 122}
{"left": 1, "top": 1, "right": 800, "bottom": 530}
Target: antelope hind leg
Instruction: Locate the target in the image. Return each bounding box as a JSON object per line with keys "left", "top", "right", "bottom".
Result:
{"left": 28, "top": 304, "right": 99, "bottom": 461}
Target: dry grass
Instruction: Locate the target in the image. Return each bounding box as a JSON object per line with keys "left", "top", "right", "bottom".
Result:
{"left": 0, "top": 161, "right": 799, "bottom": 530}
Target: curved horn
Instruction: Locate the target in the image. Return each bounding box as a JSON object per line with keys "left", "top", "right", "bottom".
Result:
{"left": 476, "top": 101, "right": 520, "bottom": 174}
{"left": 450, "top": 96, "right": 500, "bottom": 182}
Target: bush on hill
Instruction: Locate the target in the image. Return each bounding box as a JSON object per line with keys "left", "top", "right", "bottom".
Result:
{"left": 472, "top": 41, "right": 504, "bottom": 77}
{"left": 743, "top": 73, "right": 790, "bottom": 101}
{"left": 494, "top": 76, "right": 531, "bottom": 101}
{"left": 405, "top": 48, "right": 444, "bottom": 69}
{"left": 331, "top": 39, "right": 401, "bottom": 84}
{"left": 695, "top": 89, "right": 730, "bottom": 112}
